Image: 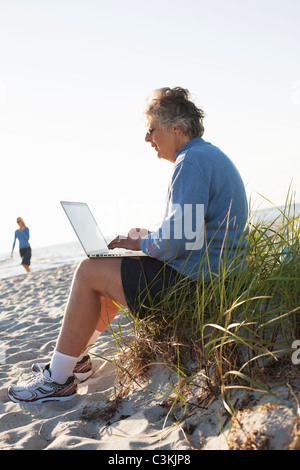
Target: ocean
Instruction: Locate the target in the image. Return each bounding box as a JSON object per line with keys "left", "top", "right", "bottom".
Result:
{"left": 0, "top": 241, "right": 85, "bottom": 280}
{"left": 1, "top": 203, "right": 299, "bottom": 281}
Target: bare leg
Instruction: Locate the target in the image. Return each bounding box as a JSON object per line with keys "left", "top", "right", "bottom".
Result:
{"left": 7, "top": 258, "right": 129, "bottom": 401}
{"left": 80, "top": 298, "right": 120, "bottom": 355}
{"left": 55, "top": 258, "right": 127, "bottom": 358}
{"left": 22, "top": 264, "right": 31, "bottom": 272}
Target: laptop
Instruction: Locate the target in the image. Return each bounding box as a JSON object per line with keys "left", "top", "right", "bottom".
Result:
{"left": 61, "top": 201, "right": 147, "bottom": 258}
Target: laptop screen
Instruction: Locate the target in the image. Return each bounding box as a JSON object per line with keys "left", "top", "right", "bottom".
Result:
{"left": 61, "top": 201, "right": 108, "bottom": 254}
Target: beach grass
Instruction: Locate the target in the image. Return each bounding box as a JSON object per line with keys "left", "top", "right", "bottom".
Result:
{"left": 103, "top": 194, "right": 300, "bottom": 421}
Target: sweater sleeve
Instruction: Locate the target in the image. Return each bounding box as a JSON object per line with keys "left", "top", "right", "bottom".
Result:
{"left": 11, "top": 231, "right": 17, "bottom": 254}
{"left": 24, "top": 227, "right": 30, "bottom": 242}
{"left": 140, "top": 157, "right": 208, "bottom": 261}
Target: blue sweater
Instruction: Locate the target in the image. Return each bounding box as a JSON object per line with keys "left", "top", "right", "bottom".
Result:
{"left": 12, "top": 227, "right": 30, "bottom": 253}
{"left": 140, "top": 138, "right": 248, "bottom": 280}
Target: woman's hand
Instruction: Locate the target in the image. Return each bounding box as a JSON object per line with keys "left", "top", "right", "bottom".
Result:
{"left": 108, "top": 228, "right": 151, "bottom": 251}
{"left": 108, "top": 235, "right": 140, "bottom": 251}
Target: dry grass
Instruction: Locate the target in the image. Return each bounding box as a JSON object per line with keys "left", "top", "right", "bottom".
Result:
{"left": 96, "top": 194, "right": 300, "bottom": 445}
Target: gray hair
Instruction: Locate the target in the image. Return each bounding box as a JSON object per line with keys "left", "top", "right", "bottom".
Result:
{"left": 144, "top": 87, "right": 205, "bottom": 139}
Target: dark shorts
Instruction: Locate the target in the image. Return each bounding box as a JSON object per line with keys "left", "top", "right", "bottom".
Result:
{"left": 20, "top": 247, "right": 32, "bottom": 265}
{"left": 121, "top": 257, "right": 195, "bottom": 315}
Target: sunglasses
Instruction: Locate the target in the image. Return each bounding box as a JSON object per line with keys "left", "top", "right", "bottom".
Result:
{"left": 146, "top": 123, "right": 160, "bottom": 135}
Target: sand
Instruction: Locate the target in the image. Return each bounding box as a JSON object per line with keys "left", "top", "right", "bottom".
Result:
{"left": 0, "top": 263, "right": 299, "bottom": 451}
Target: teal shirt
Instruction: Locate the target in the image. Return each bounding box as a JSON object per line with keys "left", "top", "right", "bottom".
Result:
{"left": 12, "top": 227, "right": 30, "bottom": 253}
{"left": 140, "top": 138, "right": 248, "bottom": 280}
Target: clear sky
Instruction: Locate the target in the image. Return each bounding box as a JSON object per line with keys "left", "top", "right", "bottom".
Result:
{"left": 1, "top": 0, "right": 299, "bottom": 253}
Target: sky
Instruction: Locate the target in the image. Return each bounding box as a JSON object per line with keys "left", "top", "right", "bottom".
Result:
{"left": 0, "top": 0, "right": 299, "bottom": 254}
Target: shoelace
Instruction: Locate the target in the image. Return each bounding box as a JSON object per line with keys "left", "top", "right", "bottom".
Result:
{"left": 25, "top": 369, "right": 51, "bottom": 388}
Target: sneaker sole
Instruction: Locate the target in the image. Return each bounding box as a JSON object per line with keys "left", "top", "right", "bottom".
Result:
{"left": 7, "top": 389, "right": 76, "bottom": 405}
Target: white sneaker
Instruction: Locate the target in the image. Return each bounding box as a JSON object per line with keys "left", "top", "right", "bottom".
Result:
{"left": 31, "top": 355, "right": 93, "bottom": 383}
{"left": 7, "top": 365, "right": 77, "bottom": 404}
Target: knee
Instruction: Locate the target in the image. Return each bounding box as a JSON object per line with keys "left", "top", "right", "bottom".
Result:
{"left": 78, "top": 258, "right": 91, "bottom": 271}
{"left": 74, "top": 258, "right": 107, "bottom": 286}
{"left": 74, "top": 258, "right": 93, "bottom": 283}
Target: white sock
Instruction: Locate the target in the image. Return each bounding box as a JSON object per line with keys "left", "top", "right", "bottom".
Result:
{"left": 78, "top": 330, "right": 101, "bottom": 360}
{"left": 49, "top": 350, "right": 79, "bottom": 384}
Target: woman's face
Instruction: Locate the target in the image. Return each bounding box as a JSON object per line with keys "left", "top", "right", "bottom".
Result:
{"left": 145, "top": 119, "right": 189, "bottom": 163}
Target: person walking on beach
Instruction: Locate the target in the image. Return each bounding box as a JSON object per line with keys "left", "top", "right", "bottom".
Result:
{"left": 11, "top": 217, "right": 32, "bottom": 273}
{"left": 7, "top": 87, "right": 249, "bottom": 404}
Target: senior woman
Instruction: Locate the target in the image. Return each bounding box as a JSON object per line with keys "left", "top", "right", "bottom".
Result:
{"left": 8, "top": 87, "right": 248, "bottom": 404}
{"left": 11, "top": 217, "right": 32, "bottom": 273}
